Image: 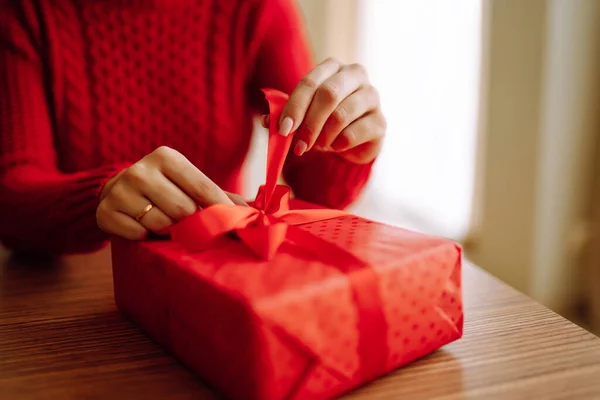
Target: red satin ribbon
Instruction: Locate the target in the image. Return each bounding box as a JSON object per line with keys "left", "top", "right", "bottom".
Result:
{"left": 169, "top": 88, "right": 388, "bottom": 384}
{"left": 171, "top": 88, "right": 348, "bottom": 261}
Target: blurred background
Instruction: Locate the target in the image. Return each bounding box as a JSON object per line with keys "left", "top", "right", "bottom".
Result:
{"left": 242, "top": 0, "right": 600, "bottom": 335}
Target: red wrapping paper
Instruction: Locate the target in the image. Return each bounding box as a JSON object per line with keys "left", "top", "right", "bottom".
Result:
{"left": 111, "top": 89, "right": 463, "bottom": 400}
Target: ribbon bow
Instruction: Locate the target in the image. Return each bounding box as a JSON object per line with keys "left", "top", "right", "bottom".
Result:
{"left": 170, "top": 89, "right": 348, "bottom": 260}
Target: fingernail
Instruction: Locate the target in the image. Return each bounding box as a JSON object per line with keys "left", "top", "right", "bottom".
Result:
{"left": 294, "top": 140, "right": 308, "bottom": 156}
{"left": 279, "top": 117, "right": 293, "bottom": 136}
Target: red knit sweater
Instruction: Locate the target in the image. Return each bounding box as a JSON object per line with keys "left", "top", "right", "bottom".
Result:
{"left": 0, "top": 0, "right": 372, "bottom": 255}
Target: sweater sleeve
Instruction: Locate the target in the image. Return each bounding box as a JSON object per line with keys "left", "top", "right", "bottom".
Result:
{"left": 247, "top": 0, "right": 374, "bottom": 210}
{"left": 0, "top": 1, "right": 129, "bottom": 255}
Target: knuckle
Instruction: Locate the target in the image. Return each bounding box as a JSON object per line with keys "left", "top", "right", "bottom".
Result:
{"left": 153, "top": 147, "right": 187, "bottom": 172}
{"left": 300, "top": 75, "right": 319, "bottom": 89}
{"left": 284, "top": 98, "right": 304, "bottom": 116}
{"left": 123, "top": 163, "right": 148, "bottom": 184}
{"left": 154, "top": 145, "right": 174, "bottom": 156}
{"left": 161, "top": 153, "right": 185, "bottom": 172}
{"left": 324, "top": 57, "right": 341, "bottom": 66}
{"left": 367, "top": 85, "right": 380, "bottom": 105}
{"left": 349, "top": 62, "right": 368, "bottom": 77}
{"left": 343, "top": 130, "right": 357, "bottom": 147}
{"left": 317, "top": 84, "right": 341, "bottom": 103}
{"left": 331, "top": 105, "right": 349, "bottom": 126}
{"left": 189, "top": 179, "right": 211, "bottom": 201}
{"left": 172, "top": 200, "right": 197, "bottom": 220}
{"left": 152, "top": 146, "right": 178, "bottom": 162}
{"left": 107, "top": 181, "right": 128, "bottom": 204}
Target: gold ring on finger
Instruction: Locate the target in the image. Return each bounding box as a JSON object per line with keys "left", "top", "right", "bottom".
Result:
{"left": 135, "top": 203, "right": 154, "bottom": 222}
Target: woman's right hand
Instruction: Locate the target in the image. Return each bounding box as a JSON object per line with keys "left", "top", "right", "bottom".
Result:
{"left": 96, "top": 146, "right": 246, "bottom": 240}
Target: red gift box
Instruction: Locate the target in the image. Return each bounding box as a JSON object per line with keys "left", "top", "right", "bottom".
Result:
{"left": 111, "top": 89, "right": 463, "bottom": 400}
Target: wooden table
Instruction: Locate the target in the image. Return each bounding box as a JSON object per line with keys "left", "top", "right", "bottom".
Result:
{"left": 1, "top": 247, "right": 600, "bottom": 400}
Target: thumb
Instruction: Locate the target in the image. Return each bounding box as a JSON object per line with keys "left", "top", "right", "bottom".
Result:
{"left": 225, "top": 191, "right": 249, "bottom": 207}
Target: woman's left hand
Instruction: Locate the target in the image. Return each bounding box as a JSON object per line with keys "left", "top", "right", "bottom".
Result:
{"left": 262, "top": 58, "right": 386, "bottom": 165}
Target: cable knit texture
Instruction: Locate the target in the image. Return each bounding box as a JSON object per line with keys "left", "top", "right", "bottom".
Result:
{"left": 0, "top": 0, "right": 373, "bottom": 255}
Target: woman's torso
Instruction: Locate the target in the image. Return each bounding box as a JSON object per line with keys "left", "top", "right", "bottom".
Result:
{"left": 42, "top": 0, "right": 257, "bottom": 191}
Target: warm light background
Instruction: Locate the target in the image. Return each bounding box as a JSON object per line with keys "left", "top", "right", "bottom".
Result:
{"left": 242, "top": 0, "right": 600, "bottom": 335}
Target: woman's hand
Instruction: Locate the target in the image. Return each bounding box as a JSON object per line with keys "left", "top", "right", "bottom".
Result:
{"left": 96, "top": 146, "right": 246, "bottom": 240}
{"left": 263, "top": 58, "right": 386, "bottom": 164}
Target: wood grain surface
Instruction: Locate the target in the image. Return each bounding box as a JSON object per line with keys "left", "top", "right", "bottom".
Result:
{"left": 1, "top": 246, "right": 600, "bottom": 400}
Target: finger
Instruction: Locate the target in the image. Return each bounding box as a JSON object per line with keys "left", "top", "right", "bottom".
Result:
{"left": 279, "top": 58, "right": 342, "bottom": 137}
{"left": 336, "top": 140, "right": 383, "bottom": 165}
{"left": 108, "top": 179, "right": 186, "bottom": 226}
{"left": 99, "top": 169, "right": 126, "bottom": 201}
{"left": 317, "top": 85, "right": 379, "bottom": 149}
{"left": 226, "top": 191, "right": 249, "bottom": 206}
{"left": 110, "top": 212, "right": 149, "bottom": 240}
{"left": 96, "top": 201, "right": 148, "bottom": 240}
{"left": 295, "top": 63, "right": 368, "bottom": 154}
{"left": 133, "top": 202, "right": 174, "bottom": 233}
{"left": 153, "top": 147, "right": 234, "bottom": 207}
{"left": 331, "top": 111, "right": 386, "bottom": 153}
{"left": 140, "top": 175, "right": 201, "bottom": 222}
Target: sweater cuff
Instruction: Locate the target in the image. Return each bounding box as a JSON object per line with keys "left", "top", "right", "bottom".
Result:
{"left": 60, "top": 163, "right": 131, "bottom": 253}
{"left": 284, "top": 151, "right": 374, "bottom": 210}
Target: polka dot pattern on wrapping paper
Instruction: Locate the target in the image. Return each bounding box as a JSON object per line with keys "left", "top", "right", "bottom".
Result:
{"left": 299, "top": 216, "right": 448, "bottom": 266}
{"left": 298, "top": 365, "right": 341, "bottom": 399}
{"left": 379, "top": 241, "right": 461, "bottom": 369}
{"left": 255, "top": 275, "right": 361, "bottom": 381}
{"left": 297, "top": 215, "right": 462, "bottom": 375}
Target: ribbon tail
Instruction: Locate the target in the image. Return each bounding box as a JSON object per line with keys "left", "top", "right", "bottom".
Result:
{"left": 260, "top": 88, "right": 294, "bottom": 211}
{"left": 262, "top": 225, "right": 389, "bottom": 382}
{"left": 285, "top": 226, "right": 367, "bottom": 273}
